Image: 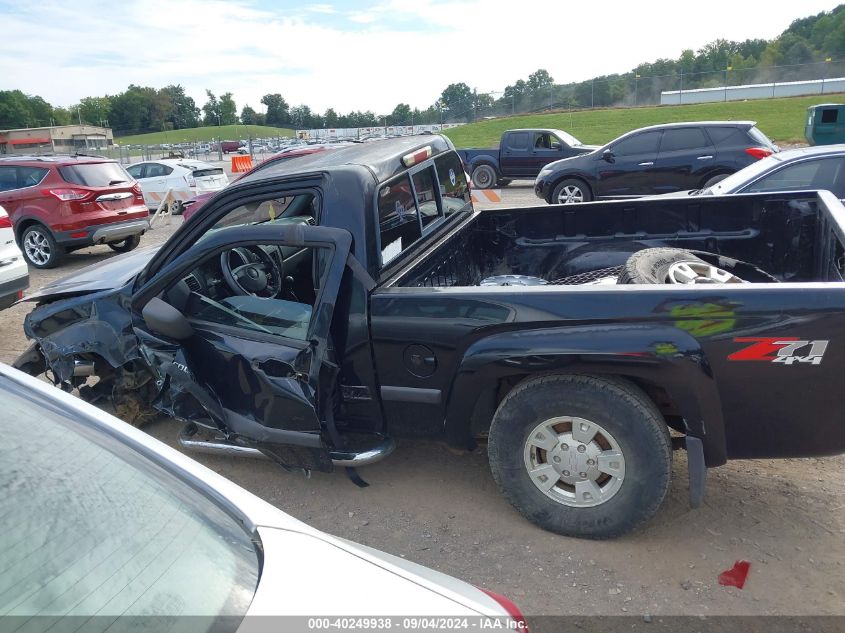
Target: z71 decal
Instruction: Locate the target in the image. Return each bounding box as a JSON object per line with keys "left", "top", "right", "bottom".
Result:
{"left": 729, "top": 337, "right": 829, "bottom": 365}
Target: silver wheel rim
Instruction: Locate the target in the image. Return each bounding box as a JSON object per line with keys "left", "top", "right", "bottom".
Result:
{"left": 24, "top": 230, "right": 51, "bottom": 266}
{"left": 557, "top": 185, "right": 584, "bottom": 204}
{"left": 666, "top": 261, "right": 744, "bottom": 284}
{"left": 523, "top": 416, "right": 625, "bottom": 508}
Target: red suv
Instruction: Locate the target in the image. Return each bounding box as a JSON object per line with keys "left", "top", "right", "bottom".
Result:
{"left": 0, "top": 155, "right": 150, "bottom": 268}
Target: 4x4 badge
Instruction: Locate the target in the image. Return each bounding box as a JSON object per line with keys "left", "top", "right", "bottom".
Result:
{"left": 729, "top": 337, "right": 829, "bottom": 365}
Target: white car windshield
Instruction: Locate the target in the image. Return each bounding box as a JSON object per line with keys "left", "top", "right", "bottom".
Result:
{"left": 0, "top": 376, "right": 259, "bottom": 625}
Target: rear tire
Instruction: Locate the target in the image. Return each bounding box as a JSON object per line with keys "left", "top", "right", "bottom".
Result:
{"left": 551, "top": 178, "right": 592, "bottom": 204}
{"left": 471, "top": 164, "right": 497, "bottom": 190}
{"left": 107, "top": 235, "right": 141, "bottom": 253}
{"left": 21, "top": 224, "right": 63, "bottom": 269}
{"left": 497, "top": 178, "right": 512, "bottom": 187}
{"left": 169, "top": 200, "right": 184, "bottom": 215}
{"left": 487, "top": 374, "right": 671, "bottom": 539}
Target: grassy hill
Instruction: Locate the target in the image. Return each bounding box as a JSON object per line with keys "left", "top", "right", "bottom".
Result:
{"left": 116, "top": 125, "right": 294, "bottom": 145}
{"left": 442, "top": 93, "right": 845, "bottom": 148}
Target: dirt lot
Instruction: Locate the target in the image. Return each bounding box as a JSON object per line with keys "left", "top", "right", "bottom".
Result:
{"left": 1, "top": 181, "right": 843, "bottom": 618}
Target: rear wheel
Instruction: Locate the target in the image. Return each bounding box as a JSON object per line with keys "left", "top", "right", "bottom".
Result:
{"left": 21, "top": 224, "right": 63, "bottom": 269}
{"left": 497, "top": 178, "right": 512, "bottom": 187}
{"left": 107, "top": 234, "right": 141, "bottom": 253}
{"left": 471, "top": 164, "right": 497, "bottom": 190}
{"left": 551, "top": 179, "right": 592, "bottom": 204}
{"left": 488, "top": 374, "right": 672, "bottom": 539}
{"left": 169, "top": 200, "right": 184, "bottom": 215}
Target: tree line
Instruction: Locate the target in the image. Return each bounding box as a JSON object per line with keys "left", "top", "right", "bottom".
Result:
{"left": 0, "top": 3, "right": 842, "bottom": 135}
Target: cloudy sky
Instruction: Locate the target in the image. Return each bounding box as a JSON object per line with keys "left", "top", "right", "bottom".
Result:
{"left": 0, "top": 0, "right": 840, "bottom": 116}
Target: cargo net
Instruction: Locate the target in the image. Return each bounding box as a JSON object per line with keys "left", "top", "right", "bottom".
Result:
{"left": 549, "top": 265, "right": 623, "bottom": 285}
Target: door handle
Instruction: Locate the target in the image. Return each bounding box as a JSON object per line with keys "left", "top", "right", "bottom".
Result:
{"left": 638, "top": 162, "right": 654, "bottom": 166}
{"left": 697, "top": 155, "right": 714, "bottom": 160}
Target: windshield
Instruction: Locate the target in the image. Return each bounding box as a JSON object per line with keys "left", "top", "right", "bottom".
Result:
{"left": 552, "top": 129, "right": 583, "bottom": 147}
{"left": 704, "top": 154, "right": 786, "bottom": 195}
{"left": 0, "top": 375, "right": 259, "bottom": 626}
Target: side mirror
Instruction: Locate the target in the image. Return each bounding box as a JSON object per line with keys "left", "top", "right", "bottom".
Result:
{"left": 602, "top": 149, "right": 615, "bottom": 162}
{"left": 142, "top": 297, "right": 194, "bottom": 340}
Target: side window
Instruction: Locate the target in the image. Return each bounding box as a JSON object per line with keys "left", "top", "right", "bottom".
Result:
{"left": 821, "top": 109, "right": 838, "bottom": 124}
{"left": 707, "top": 126, "right": 741, "bottom": 145}
{"left": 532, "top": 133, "right": 562, "bottom": 150}
{"left": 412, "top": 166, "right": 441, "bottom": 230}
{"left": 175, "top": 238, "right": 327, "bottom": 342}
{"left": 0, "top": 166, "right": 18, "bottom": 192}
{"left": 659, "top": 128, "right": 711, "bottom": 152}
{"left": 744, "top": 158, "right": 844, "bottom": 194}
{"left": 145, "top": 163, "right": 173, "bottom": 178}
{"left": 17, "top": 167, "right": 48, "bottom": 187}
{"left": 506, "top": 132, "right": 530, "bottom": 151}
{"left": 434, "top": 152, "right": 470, "bottom": 217}
{"left": 378, "top": 174, "right": 420, "bottom": 266}
{"left": 126, "top": 164, "right": 144, "bottom": 179}
{"left": 612, "top": 131, "right": 661, "bottom": 156}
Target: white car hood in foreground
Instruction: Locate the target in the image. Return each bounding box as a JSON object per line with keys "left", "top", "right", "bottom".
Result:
{"left": 1, "top": 366, "right": 510, "bottom": 624}
{"left": 248, "top": 527, "right": 504, "bottom": 617}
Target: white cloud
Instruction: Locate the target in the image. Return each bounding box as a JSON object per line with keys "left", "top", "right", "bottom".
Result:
{"left": 0, "top": 0, "right": 840, "bottom": 124}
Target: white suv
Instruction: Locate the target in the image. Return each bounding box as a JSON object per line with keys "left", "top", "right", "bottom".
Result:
{"left": 0, "top": 204, "right": 28, "bottom": 309}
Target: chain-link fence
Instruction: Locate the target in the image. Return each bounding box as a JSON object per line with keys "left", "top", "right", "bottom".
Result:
{"left": 95, "top": 139, "right": 284, "bottom": 166}
{"left": 441, "top": 59, "right": 845, "bottom": 124}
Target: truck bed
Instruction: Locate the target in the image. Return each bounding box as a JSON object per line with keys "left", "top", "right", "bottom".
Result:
{"left": 393, "top": 191, "right": 845, "bottom": 288}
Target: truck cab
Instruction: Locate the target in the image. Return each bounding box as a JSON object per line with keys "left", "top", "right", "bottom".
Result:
{"left": 457, "top": 128, "right": 596, "bottom": 189}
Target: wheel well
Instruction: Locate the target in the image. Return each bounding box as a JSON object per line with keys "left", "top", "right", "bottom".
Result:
{"left": 699, "top": 171, "right": 731, "bottom": 188}
{"left": 549, "top": 176, "right": 591, "bottom": 202}
{"left": 470, "top": 371, "right": 684, "bottom": 439}
{"left": 15, "top": 218, "right": 44, "bottom": 243}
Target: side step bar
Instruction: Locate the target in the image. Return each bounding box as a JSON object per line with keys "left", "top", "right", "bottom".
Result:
{"left": 178, "top": 424, "right": 396, "bottom": 467}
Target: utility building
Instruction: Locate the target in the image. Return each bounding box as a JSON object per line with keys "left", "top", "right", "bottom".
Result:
{"left": 0, "top": 125, "right": 114, "bottom": 155}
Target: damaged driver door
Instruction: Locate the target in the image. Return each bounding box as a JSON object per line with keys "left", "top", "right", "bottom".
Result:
{"left": 130, "top": 223, "right": 353, "bottom": 473}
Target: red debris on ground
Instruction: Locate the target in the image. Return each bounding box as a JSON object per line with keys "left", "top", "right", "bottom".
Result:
{"left": 718, "top": 560, "right": 751, "bottom": 589}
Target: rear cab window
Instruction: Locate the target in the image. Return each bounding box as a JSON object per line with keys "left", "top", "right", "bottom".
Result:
{"left": 59, "top": 161, "right": 132, "bottom": 187}
{"left": 378, "top": 149, "right": 471, "bottom": 268}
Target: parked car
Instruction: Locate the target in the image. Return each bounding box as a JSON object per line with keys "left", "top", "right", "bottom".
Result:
{"left": 458, "top": 128, "right": 597, "bottom": 189}
{"left": 0, "top": 363, "right": 525, "bottom": 627}
{"left": 534, "top": 121, "right": 778, "bottom": 204}
{"left": 126, "top": 159, "right": 229, "bottom": 214}
{"left": 0, "top": 155, "right": 149, "bottom": 268}
{"left": 673, "top": 144, "right": 845, "bottom": 200}
{"left": 182, "top": 146, "right": 332, "bottom": 220}
{"left": 16, "top": 136, "right": 845, "bottom": 540}
{"left": 0, "top": 204, "right": 28, "bottom": 309}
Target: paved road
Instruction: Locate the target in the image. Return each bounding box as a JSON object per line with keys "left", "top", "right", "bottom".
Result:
{"left": 1, "top": 183, "right": 842, "bottom": 618}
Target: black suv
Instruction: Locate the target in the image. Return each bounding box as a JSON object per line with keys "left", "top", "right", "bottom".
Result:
{"left": 534, "top": 121, "right": 778, "bottom": 204}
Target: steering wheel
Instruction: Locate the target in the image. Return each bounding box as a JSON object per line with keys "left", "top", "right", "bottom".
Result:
{"left": 220, "top": 246, "right": 283, "bottom": 298}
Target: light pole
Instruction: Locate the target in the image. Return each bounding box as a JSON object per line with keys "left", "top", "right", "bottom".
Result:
{"left": 822, "top": 57, "right": 832, "bottom": 93}
{"left": 724, "top": 65, "right": 732, "bottom": 102}
{"left": 634, "top": 74, "right": 640, "bottom": 105}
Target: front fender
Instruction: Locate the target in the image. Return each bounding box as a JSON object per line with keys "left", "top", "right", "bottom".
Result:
{"left": 22, "top": 284, "right": 139, "bottom": 382}
{"left": 445, "top": 324, "right": 727, "bottom": 466}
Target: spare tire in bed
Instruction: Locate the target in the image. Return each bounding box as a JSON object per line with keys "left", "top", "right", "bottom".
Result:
{"left": 617, "top": 248, "right": 745, "bottom": 285}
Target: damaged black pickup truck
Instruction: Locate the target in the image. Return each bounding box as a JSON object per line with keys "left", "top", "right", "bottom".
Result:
{"left": 15, "top": 135, "right": 845, "bottom": 539}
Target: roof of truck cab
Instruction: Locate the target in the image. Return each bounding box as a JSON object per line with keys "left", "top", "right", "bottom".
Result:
{"left": 239, "top": 134, "right": 455, "bottom": 185}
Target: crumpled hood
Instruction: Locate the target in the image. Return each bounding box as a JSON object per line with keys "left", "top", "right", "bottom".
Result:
{"left": 22, "top": 246, "right": 160, "bottom": 302}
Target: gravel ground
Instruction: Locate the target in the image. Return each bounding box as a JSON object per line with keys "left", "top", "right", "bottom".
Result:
{"left": 1, "top": 176, "right": 842, "bottom": 619}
